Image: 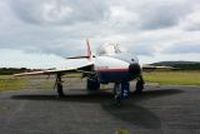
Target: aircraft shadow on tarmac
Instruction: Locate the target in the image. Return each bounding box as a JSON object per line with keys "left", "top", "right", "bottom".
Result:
{"left": 11, "top": 89, "right": 183, "bottom": 129}
{"left": 11, "top": 88, "right": 183, "bottom": 103}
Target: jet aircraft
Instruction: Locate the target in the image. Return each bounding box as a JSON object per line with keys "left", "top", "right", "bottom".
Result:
{"left": 14, "top": 39, "right": 172, "bottom": 104}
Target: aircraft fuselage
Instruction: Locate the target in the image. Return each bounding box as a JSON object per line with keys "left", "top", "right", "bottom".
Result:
{"left": 94, "top": 51, "right": 141, "bottom": 83}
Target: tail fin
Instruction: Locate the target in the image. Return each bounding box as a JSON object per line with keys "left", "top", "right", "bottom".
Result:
{"left": 86, "top": 39, "right": 92, "bottom": 60}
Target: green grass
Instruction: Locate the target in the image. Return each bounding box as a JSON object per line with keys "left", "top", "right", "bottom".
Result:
{"left": 0, "top": 71, "right": 199, "bottom": 92}
{"left": 0, "top": 75, "right": 28, "bottom": 92}
{"left": 0, "top": 75, "right": 57, "bottom": 92}
{"left": 144, "top": 70, "right": 200, "bottom": 86}
{"left": 115, "top": 128, "right": 130, "bottom": 134}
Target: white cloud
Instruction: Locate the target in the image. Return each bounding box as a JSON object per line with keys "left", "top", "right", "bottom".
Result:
{"left": 109, "top": 6, "right": 139, "bottom": 26}
{"left": 0, "top": 49, "right": 67, "bottom": 68}
{"left": 180, "top": 6, "right": 200, "bottom": 31}
{"left": 0, "top": 0, "right": 200, "bottom": 68}
{"left": 10, "top": 0, "right": 109, "bottom": 25}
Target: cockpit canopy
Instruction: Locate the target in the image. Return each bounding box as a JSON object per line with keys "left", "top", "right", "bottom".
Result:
{"left": 96, "top": 43, "right": 126, "bottom": 56}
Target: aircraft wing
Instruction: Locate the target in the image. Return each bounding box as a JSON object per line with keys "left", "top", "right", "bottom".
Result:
{"left": 14, "top": 39, "right": 95, "bottom": 77}
{"left": 14, "top": 60, "right": 94, "bottom": 77}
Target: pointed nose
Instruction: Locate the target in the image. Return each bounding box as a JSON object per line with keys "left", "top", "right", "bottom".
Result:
{"left": 129, "top": 64, "right": 141, "bottom": 75}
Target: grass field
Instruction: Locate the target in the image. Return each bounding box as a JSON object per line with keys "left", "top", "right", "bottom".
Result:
{"left": 0, "top": 71, "right": 199, "bottom": 92}
{"left": 144, "top": 70, "right": 200, "bottom": 86}
{"left": 0, "top": 75, "right": 27, "bottom": 92}
{"left": 0, "top": 75, "right": 54, "bottom": 92}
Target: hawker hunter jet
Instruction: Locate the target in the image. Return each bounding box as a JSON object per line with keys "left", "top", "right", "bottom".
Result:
{"left": 14, "top": 40, "right": 172, "bottom": 104}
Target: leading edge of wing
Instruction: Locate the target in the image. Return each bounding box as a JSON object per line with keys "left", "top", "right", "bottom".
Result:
{"left": 14, "top": 62, "right": 94, "bottom": 77}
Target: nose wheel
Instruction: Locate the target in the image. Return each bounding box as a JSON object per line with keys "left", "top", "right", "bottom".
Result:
{"left": 113, "top": 82, "right": 130, "bottom": 105}
{"left": 114, "top": 83, "right": 121, "bottom": 105}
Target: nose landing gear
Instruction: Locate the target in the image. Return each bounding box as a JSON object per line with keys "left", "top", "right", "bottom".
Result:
{"left": 113, "top": 82, "right": 130, "bottom": 105}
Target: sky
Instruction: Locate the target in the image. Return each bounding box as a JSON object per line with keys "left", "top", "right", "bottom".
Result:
{"left": 0, "top": 0, "right": 200, "bottom": 68}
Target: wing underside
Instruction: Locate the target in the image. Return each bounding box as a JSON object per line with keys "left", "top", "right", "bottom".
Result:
{"left": 14, "top": 62, "right": 94, "bottom": 77}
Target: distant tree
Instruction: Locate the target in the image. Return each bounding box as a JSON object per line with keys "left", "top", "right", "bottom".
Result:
{"left": 151, "top": 61, "right": 200, "bottom": 70}
{"left": 0, "top": 68, "right": 31, "bottom": 75}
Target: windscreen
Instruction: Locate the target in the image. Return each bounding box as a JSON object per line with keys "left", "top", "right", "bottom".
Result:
{"left": 96, "top": 43, "right": 126, "bottom": 56}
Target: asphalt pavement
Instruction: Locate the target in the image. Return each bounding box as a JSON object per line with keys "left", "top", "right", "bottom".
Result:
{"left": 0, "top": 83, "right": 200, "bottom": 134}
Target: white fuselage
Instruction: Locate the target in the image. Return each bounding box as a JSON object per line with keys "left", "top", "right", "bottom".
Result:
{"left": 93, "top": 44, "right": 141, "bottom": 83}
{"left": 94, "top": 52, "right": 139, "bottom": 71}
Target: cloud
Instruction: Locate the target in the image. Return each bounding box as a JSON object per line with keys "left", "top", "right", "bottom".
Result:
{"left": 180, "top": 6, "right": 200, "bottom": 31}
{"left": 107, "top": 0, "right": 194, "bottom": 30}
{"left": 0, "top": 48, "right": 68, "bottom": 68}
{"left": 128, "top": 43, "right": 156, "bottom": 56}
{"left": 165, "top": 43, "right": 200, "bottom": 54}
{"left": 0, "top": 0, "right": 200, "bottom": 67}
{"left": 137, "top": 1, "right": 192, "bottom": 30}
{"left": 10, "top": 0, "right": 109, "bottom": 25}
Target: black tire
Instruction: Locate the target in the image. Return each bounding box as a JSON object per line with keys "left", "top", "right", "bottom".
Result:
{"left": 87, "top": 79, "right": 100, "bottom": 91}
{"left": 135, "top": 80, "right": 144, "bottom": 94}
{"left": 57, "top": 86, "right": 65, "bottom": 97}
{"left": 115, "top": 95, "right": 121, "bottom": 106}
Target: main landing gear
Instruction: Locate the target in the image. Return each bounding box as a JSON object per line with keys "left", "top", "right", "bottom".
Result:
{"left": 113, "top": 75, "right": 145, "bottom": 105}
{"left": 87, "top": 79, "right": 100, "bottom": 91}
{"left": 55, "top": 74, "right": 65, "bottom": 97}
{"left": 135, "top": 75, "right": 145, "bottom": 94}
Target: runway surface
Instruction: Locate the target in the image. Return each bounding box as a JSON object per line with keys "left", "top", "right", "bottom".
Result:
{"left": 0, "top": 84, "right": 200, "bottom": 134}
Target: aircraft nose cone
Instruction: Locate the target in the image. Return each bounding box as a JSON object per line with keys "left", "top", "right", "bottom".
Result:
{"left": 129, "top": 64, "right": 141, "bottom": 75}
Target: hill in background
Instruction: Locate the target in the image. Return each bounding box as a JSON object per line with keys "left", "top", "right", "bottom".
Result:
{"left": 0, "top": 68, "right": 39, "bottom": 75}
{"left": 151, "top": 61, "right": 200, "bottom": 70}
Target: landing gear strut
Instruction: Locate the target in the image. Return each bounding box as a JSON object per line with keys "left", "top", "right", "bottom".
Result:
{"left": 135, "top": 75, "right": 144, "bottom": 94}
{"left": 87, "top": 79, "right": 100, "bottom": 91}
{"left": 56, "top": 74, "right": 65, "bottom": 97}
{"left": 113, "top": 82, "right": 130, "bottom": 105}
{"left": 114, "top": 83, "right": 121, "bottom": 105}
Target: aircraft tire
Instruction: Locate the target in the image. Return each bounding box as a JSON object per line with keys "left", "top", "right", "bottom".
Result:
{"left": 135, "top": 80, "right": 144, "bottom": 94}
{"left": 57, "top": 85, "right": 64, "bottom": 97}
{"left": 87, "top": 79, "right": 100, "bottom": 91}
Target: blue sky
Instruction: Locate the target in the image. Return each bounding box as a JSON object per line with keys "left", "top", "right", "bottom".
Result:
{"left": 0, "top": 0, "right": 200, "bottom": 68}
